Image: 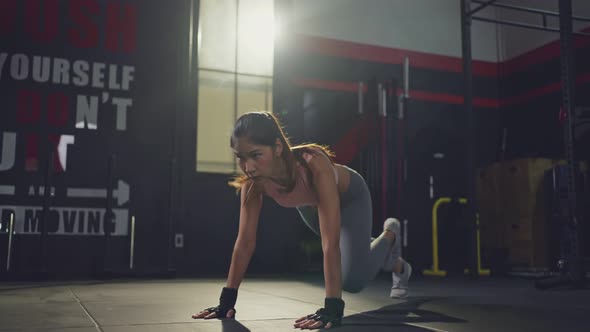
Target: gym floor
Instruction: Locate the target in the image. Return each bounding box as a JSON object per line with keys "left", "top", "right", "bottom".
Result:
{"left": 1, "top": 273, "right": 588, "bottom": 332}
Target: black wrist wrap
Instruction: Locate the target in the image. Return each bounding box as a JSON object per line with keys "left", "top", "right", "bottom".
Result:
{"left": 219, "top": 287, "right": 238, "bottom": 310}
{"left": 306, "top": 297, "right": 345, "bottom": 327}
{"left": 206, "top": 287, "right": 238, "bottom": 318}
{"left": 324, "top": 297, "right": 345, "bottom": 317}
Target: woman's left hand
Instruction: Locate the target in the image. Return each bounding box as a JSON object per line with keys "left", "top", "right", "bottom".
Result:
{"left": 293, "top": 312, "right": 335, "bottom": 329}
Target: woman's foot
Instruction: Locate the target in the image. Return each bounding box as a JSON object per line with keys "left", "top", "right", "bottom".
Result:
{"left": 390, "top": 261, "right": 412, "bottom": 298}
{"left": 383, "top": 218, "right": 400, "bottom": 235}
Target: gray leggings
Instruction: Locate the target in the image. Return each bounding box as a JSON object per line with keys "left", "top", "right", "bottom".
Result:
{"left": 296, "top": 166, "right": 401, "bottom": 293}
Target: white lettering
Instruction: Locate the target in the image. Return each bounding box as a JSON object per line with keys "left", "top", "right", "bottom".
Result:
{"left": 92, "top": 62, "right": 105, "bottom": 88}
{"left": 32, "top": 56, "right": 51, "bottom": 83}
{"left": 56, "top": 135, "right": 75, "bottom": 170}
{"left": 10, "top": 54, "right": 29, "bottom": 80}
{"left": 112, "top": 98, "right": 132, "bottom": 131}
{"left": 52, "top": 58, "right": 70, "bottom": 84}
{"left": 0, "top": 206, "right": 129, "bottom": 236}
{"left": 122, "top": 66, "right": 134, "bottom": 91}
{"left": 108, "top": 64, "right": 120, "bottom": 90}
{"left": 0, "top": 54, "right": 134, "bottom": 92}
{"left": 0, "top": 132, "right": 16, "bottom": 171}
{"left": 76, "top": 95, "right": 99, "bottom": 130}
{"left": 72, "top": 60, "right": 89, "bottom": 87}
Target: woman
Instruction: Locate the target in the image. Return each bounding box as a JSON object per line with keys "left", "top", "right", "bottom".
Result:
{"left": 192, "top": 111, "right": 411, "bottom": 329}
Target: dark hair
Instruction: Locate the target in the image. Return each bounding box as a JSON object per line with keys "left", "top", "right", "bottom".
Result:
{"left": 228, "top": 111, "right": 335, "bottom": 203}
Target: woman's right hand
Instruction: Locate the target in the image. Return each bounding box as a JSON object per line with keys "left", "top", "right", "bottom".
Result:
{"left": 192, "top": 306, "right": 236, "bottom": 319}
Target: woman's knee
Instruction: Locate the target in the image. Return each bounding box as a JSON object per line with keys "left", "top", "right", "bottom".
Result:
{"left": 342, "top": 281, "right": 366, "bottom": 293}
{"left": 342, "top": 276, "right": 367, "bottom": 293}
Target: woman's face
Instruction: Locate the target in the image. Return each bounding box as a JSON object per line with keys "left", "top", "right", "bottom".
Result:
{"left": 232, "top": 137, "right": 281, "bottom": 179}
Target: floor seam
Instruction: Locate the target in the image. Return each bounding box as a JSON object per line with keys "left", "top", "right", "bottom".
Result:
{"left": 69, "top": 288, "right": 104, "bottom": 332}
{"left": 92, "top": 318, "right": 297, "bottom": 327}
{"left": 238, "top": 286, "right": 402, "bottom": 313}
{"left": 236, "top": 287, "right": 454, "bottom": 331}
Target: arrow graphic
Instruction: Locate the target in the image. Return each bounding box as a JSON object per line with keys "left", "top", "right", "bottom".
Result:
{"left": 67, "top": 180, "right": 130, "bottom": 206}
{"left": 0, "top": 185, "right": 15, "bottom": 195}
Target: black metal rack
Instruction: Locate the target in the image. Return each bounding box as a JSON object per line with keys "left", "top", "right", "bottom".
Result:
{"left": 460, "top": 0, "right": 589, "bottom": 287}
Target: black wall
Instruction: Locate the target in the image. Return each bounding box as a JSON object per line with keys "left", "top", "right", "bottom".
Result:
{"left": 0, "top": 0, "right": 309, "bottom": 280}
{"left": 0, "top": 0, "right": 194, "bottom": 278}
{"left": 499, "top": 38, "right": 590, "bottom": 160}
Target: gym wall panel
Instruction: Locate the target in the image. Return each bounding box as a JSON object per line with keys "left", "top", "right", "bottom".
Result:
{"left": 273, "top": 0, "right": 590, "bottom": 272}
{"left": 290, "top": 0, "right": 501, "bottom": 62}
{"left": 498, "top": 29, "right": 590, "bottom": 161}
{"left": 496, "top": 0, "right": 590, "bottom": 61}
{"left": 0, "top": 0, "right": 308, "bottom": 279}
{"left": 0, "top": 0, "right": 192, "bottom": 278}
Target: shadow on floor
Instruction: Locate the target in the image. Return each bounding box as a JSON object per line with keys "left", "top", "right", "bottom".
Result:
{"left": 222, "top": 319, "right": 251, "bottom": 332}
{"left": 220, "top": 298, "right": 463, "bottom": 331}
{"left": 340, "top": 297, "right": 465, "bottom": 330}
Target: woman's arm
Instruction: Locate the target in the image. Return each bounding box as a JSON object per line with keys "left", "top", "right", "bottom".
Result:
{"left": 192, "top": 182, "right": 262, "bottom": 320}
{"left": 226, "top": 182, "right": 263, "bottom": 289}
{"left": 308, "top": 154, "right": 342, "bottom": 299}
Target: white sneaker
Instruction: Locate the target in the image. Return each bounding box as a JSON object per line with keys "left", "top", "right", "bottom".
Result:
{"left": 383, "top": 218, "right": 400, "bottom": 234}
{"left": 390, "top": 261, "right": 412, "bottom": 299}
{"left": 381, "top": 218, "right": 401, "bottom": 271}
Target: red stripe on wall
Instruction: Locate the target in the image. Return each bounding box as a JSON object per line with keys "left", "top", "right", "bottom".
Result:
{"left": 500, "top": 72, "right": 590, "bottom": 107}
{"left": 293, "top": 78, "right": 362, "bottom": 92}
{"left": 294, "top": 72, "right": 590, "bottom": 109}
{"left": 297, "top": 26, "right": 590, "bottom": 79}
{"left": 331, "top": 117, "right": 370, "bottom": 165}
{"left": 500, "top": 26, "right": 590, "bottom": 77}
{"left": 410, "top": 90, "right": 500, "bottom": 108}
{"left": 293, "top": 78, "right": 499, "bottom": 108}
{"left": 500, "top": 82, "right": 561, "bottom": 107}
{"left": 297, "top": 35, "right": 498, "bottom": 77}
{"left": 295, "top": 29, "right": 590, "bottom": 166}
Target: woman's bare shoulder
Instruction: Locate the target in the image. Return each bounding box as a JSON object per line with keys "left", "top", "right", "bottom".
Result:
{"left": 305, "top": 151, "right": 334, "bottom": 175}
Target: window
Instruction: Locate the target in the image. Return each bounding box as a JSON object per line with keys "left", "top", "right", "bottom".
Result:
{"left": 196, "top": 0, "right": 275, "bottom": 173}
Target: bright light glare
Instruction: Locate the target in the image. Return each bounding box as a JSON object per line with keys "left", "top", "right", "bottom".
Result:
{"left": 197, "top": 24, "right": 202, "bottom": 55}
{"left": 240, "top": 9, "right": 276, "bottom": 56}
{"left": 237, "top": 0, "right": 276, "bottom": 75}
